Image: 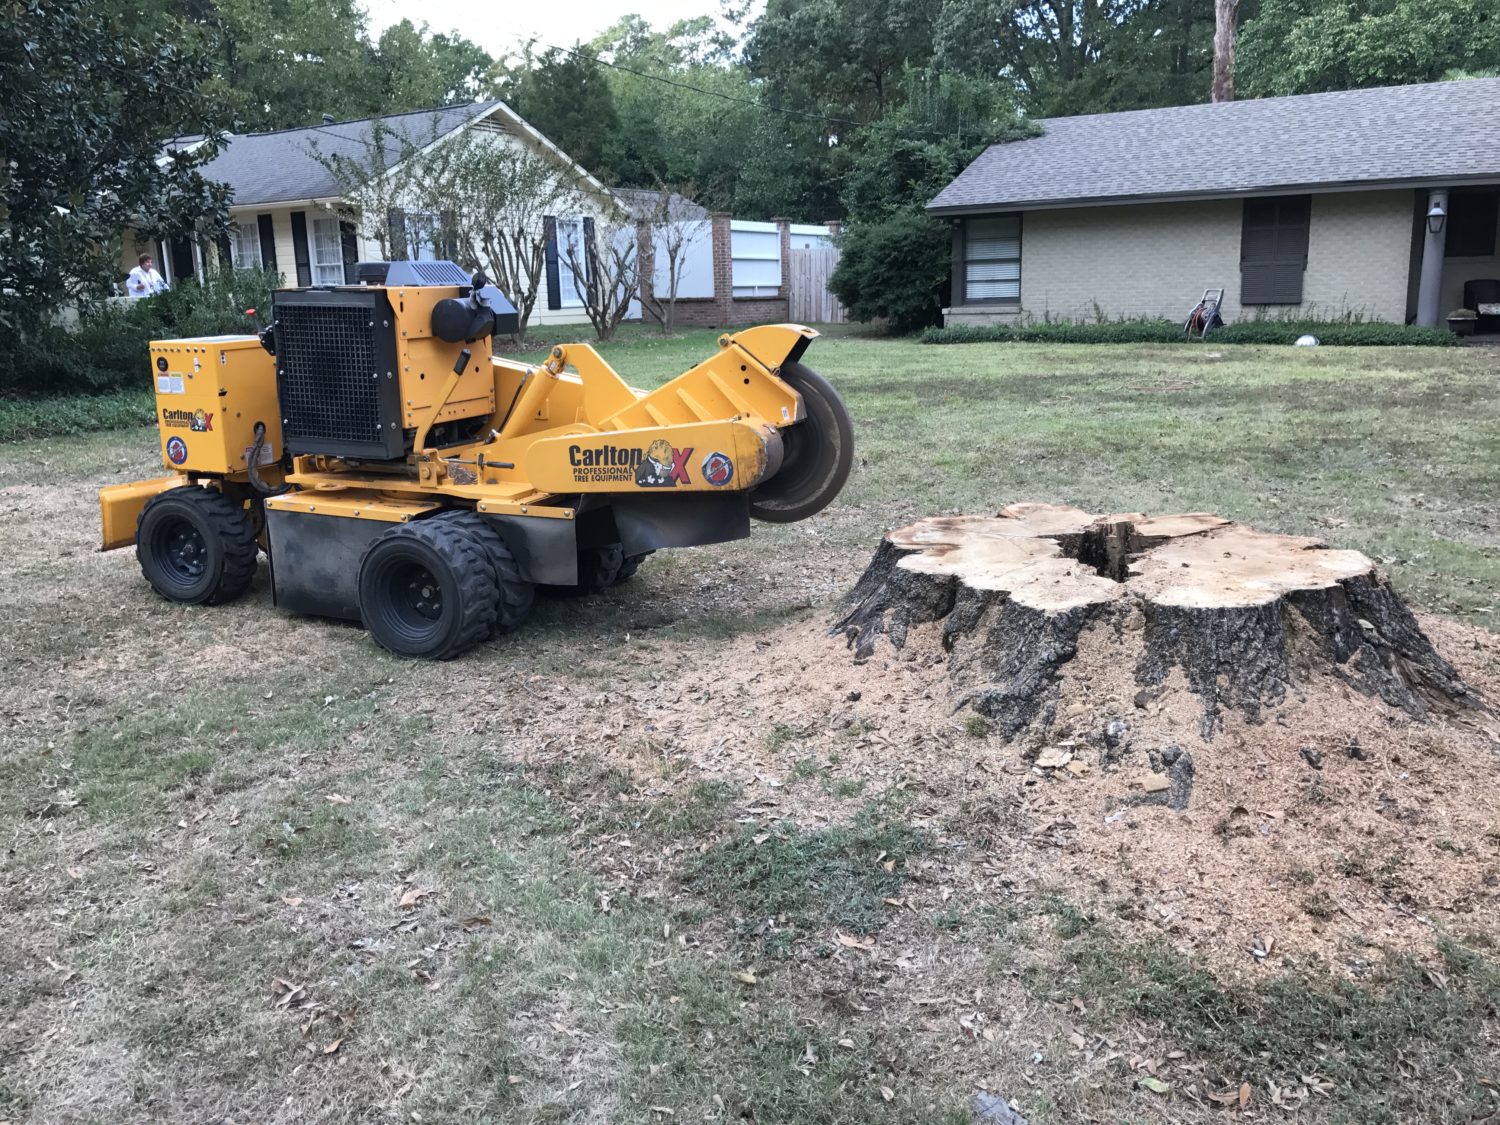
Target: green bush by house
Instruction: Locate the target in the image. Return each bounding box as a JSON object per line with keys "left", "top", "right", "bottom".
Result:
{"left": 919, "top": 319, "right": 1462, "bottom": 347}
{"left": 0, "top": 268, "right": 278, "bottom": 398}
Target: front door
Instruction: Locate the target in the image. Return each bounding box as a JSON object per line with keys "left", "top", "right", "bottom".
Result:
{"left": 169, "top": 236, "right": 196, "bottom": 283}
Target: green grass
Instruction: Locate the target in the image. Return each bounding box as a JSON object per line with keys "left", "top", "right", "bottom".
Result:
{"left": 684, "top": 803, "right": 926, "bottom": 944}
{"left": 1048, "top": 925, "right": 1500, "bottom": 1124}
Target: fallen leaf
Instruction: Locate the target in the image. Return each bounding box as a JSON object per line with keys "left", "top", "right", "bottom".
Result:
{"left": 281, "top": 896, "right": 304, "bottom": 907}
{"left": 323, "top": 1038, "right": 342, "bottom": 1055}
{"left": 399, "top": 886, "right": 431, "bottom": 908}
{"left": 1138, "top": 1076, "right": 1171, "bottom": 1095}
{"left": 66, "top": 866, "right": 83, "bottom": 880}
{"left": 880, "top": 1087, "right": 894, "bottom": 1102}
{"left": 325, "top": 794, "right": 353, "bottom": 805}
{"left": 1239, "top": 1082, "right": 1252, "bottom": 1109}
{"left": 734, "top": 971, "right": 758, "bottom": 985}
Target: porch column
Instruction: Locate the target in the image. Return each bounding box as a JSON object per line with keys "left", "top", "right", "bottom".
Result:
{"left": 1415, "top": 188, "right": 1448, "bottom": 328}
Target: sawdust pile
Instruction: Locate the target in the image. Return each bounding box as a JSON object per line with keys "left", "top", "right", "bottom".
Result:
{"left": 523, "top": 608, "right": 1500, "bottom": 977}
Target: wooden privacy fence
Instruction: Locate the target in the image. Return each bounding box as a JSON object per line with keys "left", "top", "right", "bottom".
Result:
{"left": 788, "top": 246, "right": 845, "bottom": 324}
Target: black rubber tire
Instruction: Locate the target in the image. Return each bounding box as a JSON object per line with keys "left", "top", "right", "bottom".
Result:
{"left": 573, "top": 543, "right": 625, "bottom": 595}
{"left": 136, "top": 486, "right": 259, "bottom": 606}
{"left": 431, "top": 510, "right": 535, "bottom": 635}
{"left": 749, "top": 361, "right": 854, "bottom": 523}
{"left": 612, "top": 550, "right": 653, "bottom": 586}
{"left": 357, "top": 521, "right": 498, "bottom": 659}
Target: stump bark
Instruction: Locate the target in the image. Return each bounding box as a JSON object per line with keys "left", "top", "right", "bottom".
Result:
{"left": 834, "top": 504, "right": 1482, "bottom": 740}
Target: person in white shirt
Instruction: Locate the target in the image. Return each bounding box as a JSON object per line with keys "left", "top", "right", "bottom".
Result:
{"left": 126, "top": 253, "right": 168, "bottom": 297}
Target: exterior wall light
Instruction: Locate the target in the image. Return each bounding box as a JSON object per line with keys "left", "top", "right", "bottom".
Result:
{"left": 1427, "top": 201, "right": 1446, "bottom": 234}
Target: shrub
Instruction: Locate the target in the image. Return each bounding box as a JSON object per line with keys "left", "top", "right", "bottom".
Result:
{"left": 828, "top": 209, "right": 953, "bottom": 333}
{"left": 919, "top": 318, "right": 1461, "bottom": 347}
{"left": 0, "top": 268, "right": 277, "bottom": 397}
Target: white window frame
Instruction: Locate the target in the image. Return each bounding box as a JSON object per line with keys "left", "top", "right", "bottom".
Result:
{"left": 310, "top": 215, "right": 345, "bottom": 285}
{"left": 229, "top": 219, "right": 261, "bottom": 270}
{"left": 963, "top": 215, "right": 1021, "bottom": 304}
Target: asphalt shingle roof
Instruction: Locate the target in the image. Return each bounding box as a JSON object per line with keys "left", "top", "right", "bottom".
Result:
{"left": 201, "top": 102, "right": 499, "bottom": 207}
{"left": 928, "top": 79, "right": 1500, "bottom": 214}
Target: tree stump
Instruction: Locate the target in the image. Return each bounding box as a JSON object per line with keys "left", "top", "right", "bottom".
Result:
{"left": 834, "top": 504, "right": 1482, "bottom": 740}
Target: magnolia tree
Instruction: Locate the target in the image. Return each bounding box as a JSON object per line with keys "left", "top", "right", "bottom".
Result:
{"left": 560, "top": 211, "right": 640, "bottom": 343}
{"left": 639, "top": 186, "right": 707, "bottom": 335}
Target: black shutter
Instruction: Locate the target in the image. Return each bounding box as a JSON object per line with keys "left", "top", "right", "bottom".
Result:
{"left": 290, "top": 210, "right": 312, "bottom": 286}
{"left": 216, "top": 231, "right": 233, "bottom": 269}
{"left": 340, "top": 219, "right": 359, "bottom": 283}
{"left": 1241, "top": 195, "right": 1310, "bottom": 305}
{"left": 387, "top": 208, "right": 408, "bottom": 260}
{"left": 544, "top": 216, "right": 560, "bottom": 310}
{"left": 581, "top": 216, "right": 597, "bottom": 289}
{"left": 256, "top": 214, "right": 277, "bottom": 271}
{"left": 439, "top": 209, "right": 457, "bottom": 260}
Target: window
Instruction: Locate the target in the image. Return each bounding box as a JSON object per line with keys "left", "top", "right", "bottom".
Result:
{"left": 555, "top": 216, "right": 587, "bottom": 307}
{"left": 229, "top": 220, "right": 260, "bottom": 270}
{"left": 1445, "top": 189, "right": 1499, "bottom": 258}
{"left": 963, "top": 216, "right": 1021, "bottom": 303}
{"left": 310, "top": 216, "right": 345, "bottom": 284}
{"left": 1241, "top": 195, "right": 1310, "bottom": 305}
{"left": 403, "top": 211, "right": 442, "bottom": 261}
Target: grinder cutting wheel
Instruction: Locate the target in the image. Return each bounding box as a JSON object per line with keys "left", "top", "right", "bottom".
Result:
{"left": 748, "top": 360, "right": 855, "bottom": 523}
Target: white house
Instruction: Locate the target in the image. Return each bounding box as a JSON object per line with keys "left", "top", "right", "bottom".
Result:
{"left": 120, "top": 100, "right": 616, "bottom": 325}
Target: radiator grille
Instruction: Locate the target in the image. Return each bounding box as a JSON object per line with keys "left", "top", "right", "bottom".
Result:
{"left": 274, "top": 291, "right": 401, "bottom": 459}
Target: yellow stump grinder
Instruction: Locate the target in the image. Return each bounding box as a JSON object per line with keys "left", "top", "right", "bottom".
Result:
{"left": 98, "top": 261, "right": 854, "bottom": 658}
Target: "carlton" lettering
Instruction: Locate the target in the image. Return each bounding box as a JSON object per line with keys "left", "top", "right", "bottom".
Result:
{"left": 569, "top": 444, "right": 644, "bottom": 467}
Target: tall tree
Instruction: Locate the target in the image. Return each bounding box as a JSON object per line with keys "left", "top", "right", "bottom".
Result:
{"left": 1212, "top": 0, "right": 1240, "bottom": 100}
{"left": 500, "top": 46, "right": 620, "bottom": 177}
{"left": 370, "top": 21, "right": 493, "bottom": 112}
{"left": 935, "top": 0, "right": 1231, "bottom": 115}
{"left": 201, "top": 0, "right": 379, "bottom": 129}
{"left": 747, "top": 0, "right": 945, "bottom": 122}
{"left": 0, "top": 0, "right": 231, "bottom": 330}
{"left": 1238, "top": 0, "right": 1500, "bottom": 96}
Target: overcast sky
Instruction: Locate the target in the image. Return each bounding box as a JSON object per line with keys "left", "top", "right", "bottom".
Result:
{"left": 358, "top": 0, "right": 751, "bottom": 63}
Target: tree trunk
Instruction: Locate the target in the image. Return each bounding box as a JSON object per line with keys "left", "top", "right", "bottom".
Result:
{"left": 833, "top": 504, "right": 1483, "bottom": 742}
{"left": 1212, "top": 0, "right": 1240, "bottom": 102}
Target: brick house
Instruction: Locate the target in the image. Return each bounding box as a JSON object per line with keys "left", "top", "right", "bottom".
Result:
{"left": 928, "top": 79, "right": 1500, "bottom": 330}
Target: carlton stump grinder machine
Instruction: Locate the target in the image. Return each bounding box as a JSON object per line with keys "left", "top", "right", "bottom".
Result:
{"left": 97, "top": 261, "right": 854, "bottom": 659}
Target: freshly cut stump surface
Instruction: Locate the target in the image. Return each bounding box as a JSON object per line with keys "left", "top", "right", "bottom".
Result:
{"left": 835, "top": 503, "right": 1482, "bottom": 741}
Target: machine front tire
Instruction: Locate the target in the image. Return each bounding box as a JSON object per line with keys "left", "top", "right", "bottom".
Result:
{"left": 431, "top": 510, "right": 535, "bottom": 636}
{"left": 137, "top": 485, "right": 259, "bottom": 606}
{"left": 358, "top": 522, "right": 498, "bottom": 660}
{"left": 612, "top": 551, "right": 653, "bottom": 585}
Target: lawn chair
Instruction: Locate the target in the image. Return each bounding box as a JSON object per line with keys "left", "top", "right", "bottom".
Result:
{"left": 1183, "top": 288, "right": 1225, "bottom": 338}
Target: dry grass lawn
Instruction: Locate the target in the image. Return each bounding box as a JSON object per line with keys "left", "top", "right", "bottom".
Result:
{"left": 2, "top": 328, "right": 1498, "bottom": 1124}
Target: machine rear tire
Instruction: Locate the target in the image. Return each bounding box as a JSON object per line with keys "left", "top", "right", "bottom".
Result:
{"left": 137, "top": 486, "right": 259, "bottom": 606}
{"left": 573, "top": 544, "right": 625, "bottom": 595}
{"left": 749, "top": 361, "right": 854, "bottom": 524}
{"left": 613, "top": 551, "right": 652, "bottom": 585}
{"left": 358, "top": 521, "right": 498, "bottom": 659}
{"left": 431, "top": 510, "right": 534, "bottom": 636}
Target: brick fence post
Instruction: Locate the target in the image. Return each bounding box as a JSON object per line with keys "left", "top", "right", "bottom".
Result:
{"left": 710, "top": 213, "right": 733, "bottom": 324}
{"left": 773, "top": 218, "right": 792, "bottom": 303}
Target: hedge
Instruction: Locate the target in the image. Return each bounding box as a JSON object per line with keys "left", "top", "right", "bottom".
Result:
{"left": 0, "top": 387, "right": 156, "bottom": 443}
{"left": 919, "top": 319, "right": 1462, "bottom": 347}
{"left": 0, "top": 267, "right": 278, "bottom": 397}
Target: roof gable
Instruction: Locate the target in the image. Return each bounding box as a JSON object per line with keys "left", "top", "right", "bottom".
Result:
{"left": 201, "top": 100, "right": 606, "bottom": 209}
{"left": 929, "top": 78, "right": 1500, "bottom": 214}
